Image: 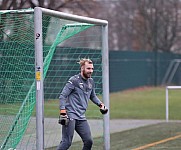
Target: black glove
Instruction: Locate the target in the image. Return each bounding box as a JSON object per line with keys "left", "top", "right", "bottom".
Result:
{"left": 99, "top": 103, "right": 108, "bottom": 114}
{"left": 58, "top": 110, "right": 69, "bottom": 126}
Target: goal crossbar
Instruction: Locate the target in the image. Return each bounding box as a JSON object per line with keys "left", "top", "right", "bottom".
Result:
{"left": 40, "top": 7, "right": 108, "bottom": 26}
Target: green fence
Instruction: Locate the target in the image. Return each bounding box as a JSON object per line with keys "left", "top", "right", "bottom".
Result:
{"left": 1, "top": 42, "right": 181, "bottom": 95}
{"left": 109, "top": 51, "right": 181, "bottom": 92}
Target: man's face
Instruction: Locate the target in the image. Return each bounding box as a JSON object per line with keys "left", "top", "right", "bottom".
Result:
{"left": 81, "top": 62, "right": 94, "bottom": 79}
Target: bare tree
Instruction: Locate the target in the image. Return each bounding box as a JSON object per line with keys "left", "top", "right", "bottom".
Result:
{"left": 134, "top": 0, "right": 181, "bottom": 52}
{"left": 91, "top": 1, "right": 137, "bottom": 51}
{"left": 93, "top": 0, "right": 181, "bottom": 52}
{"left": 0, "top": 0, "right": 99, "bottom": 15}
{"left": 0, "top": 0, "right": 100, "bottom": 42}
{"left": 2, "top": 0, "right": 180, "bottom": 52}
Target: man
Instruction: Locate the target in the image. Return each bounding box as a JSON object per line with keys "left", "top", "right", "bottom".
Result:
{"left": 57, "top": 58, "right": 108, "bottom": 150}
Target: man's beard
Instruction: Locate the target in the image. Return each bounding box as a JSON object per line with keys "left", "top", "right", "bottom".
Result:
{"left": 83, "top": 70, "right": 92, "bottom": 79}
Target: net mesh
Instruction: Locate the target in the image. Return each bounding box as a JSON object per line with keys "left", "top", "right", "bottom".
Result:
{"left": 0, "top": 9, "right": 103, "bottom": 150}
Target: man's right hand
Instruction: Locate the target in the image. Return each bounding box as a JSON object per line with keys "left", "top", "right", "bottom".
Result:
{"left": 58, "top": 109, "right": 69, "bottom": 126}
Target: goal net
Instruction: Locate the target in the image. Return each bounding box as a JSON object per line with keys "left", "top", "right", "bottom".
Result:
{"left": 0, "top": 8, "right": 109, "bottom": 150}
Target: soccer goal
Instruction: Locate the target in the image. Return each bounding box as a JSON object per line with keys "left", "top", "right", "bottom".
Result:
{"left": 0, "top": 7, "right": 109, "bottom": 150}
{"left": 165, "top": 86, "right": 181, "bottom": 122}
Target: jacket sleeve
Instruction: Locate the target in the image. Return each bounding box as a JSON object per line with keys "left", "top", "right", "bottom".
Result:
{"left": 90, "top": 80, "right": 102, "bottom": 106}
{"left": 59, "top": 77, "right": 75, "bottom": 110}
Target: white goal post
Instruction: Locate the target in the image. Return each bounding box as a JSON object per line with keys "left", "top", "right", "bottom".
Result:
{"left": 34, "top": 7, "right": 110, "bottom": 150}
{"left": 165, "top": 86, "right": 181, "bottom": 122}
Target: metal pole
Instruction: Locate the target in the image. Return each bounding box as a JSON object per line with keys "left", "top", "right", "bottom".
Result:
{"left": 166, "top": 87, "right": 169, "bottom": 122}
{"left": 39, "top": 7, "right": 108, "bottom": 25}
{"left": 102, "top": 24, "right": 110, "bottom": 150}
{"left": 34, "top": 7, "right": 44, "bottom": 150}
{"left": 166, "top": 86, "right": 181, "bottom": 122}
{"left": 167, "top": 62, "right": 180, "bottom": 84}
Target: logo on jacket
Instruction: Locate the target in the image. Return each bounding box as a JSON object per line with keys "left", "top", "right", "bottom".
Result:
{"left": 88, "top": 82, "right": 92, "bottom": 89}
{"left": 79, "top": 83, "right": 84, "bottom": 89}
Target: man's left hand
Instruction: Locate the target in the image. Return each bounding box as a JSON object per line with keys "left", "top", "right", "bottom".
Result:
{"left": 99, "top": 103, "right": 108, "bottom": 114}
